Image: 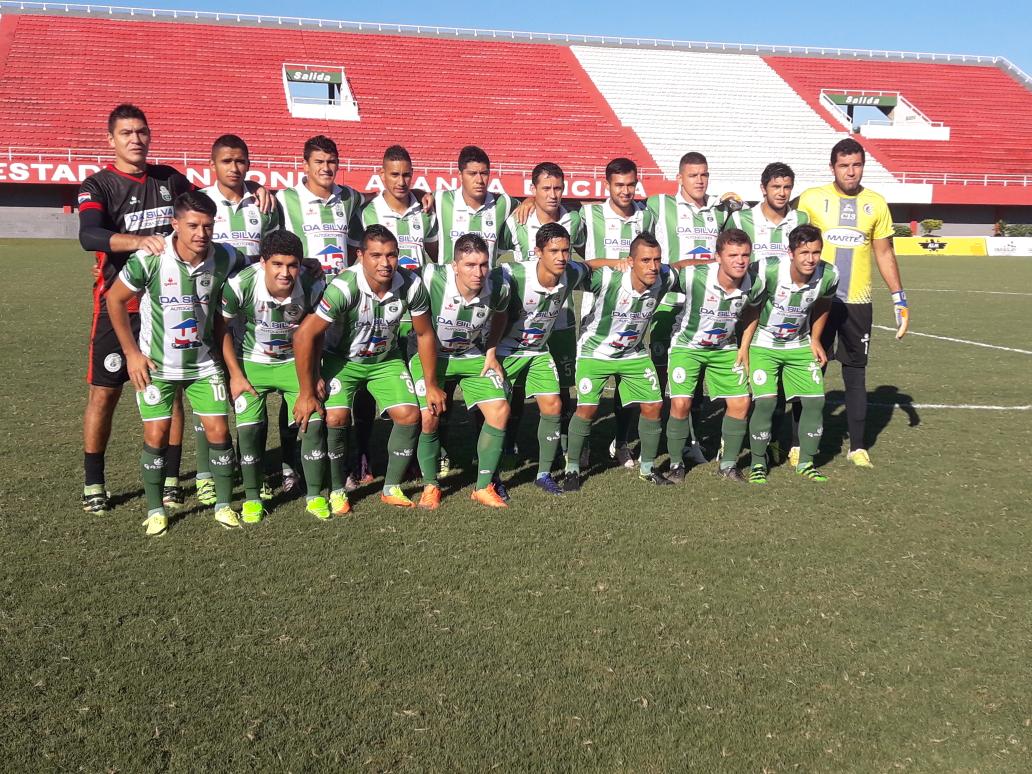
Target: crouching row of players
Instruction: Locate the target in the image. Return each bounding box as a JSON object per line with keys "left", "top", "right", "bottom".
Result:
{"left": 107, "top": 190, "right": 836, "bottom": 536}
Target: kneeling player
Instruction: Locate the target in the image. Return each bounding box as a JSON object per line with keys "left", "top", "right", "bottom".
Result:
{"left": 564, "top": 232, "right": 680, "bottom": 491}
{"left": 220, "top": 231, "right": 329, "bottom": 522}
{"left": 666, "top": 229, "right": 762, "bottom": 483}
{"left": 411, "top": 234, "right": 511, "bottom": 508}
{"left": 293, "top": 225, "right": 446, "bottom": 513}
{"left": 740, "top": 224, "right": 839, "bottom": 483}
{"left": 106, "top": 191, "right": 248, "bottom": 535}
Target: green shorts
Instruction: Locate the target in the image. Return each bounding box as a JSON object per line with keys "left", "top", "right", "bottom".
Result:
{"left": 409, "top": 355, "right": 507, "bottom": 411}
{"left": 136, "top": 371, "right": 228, "bottom": 422}
{"left": 749, "top": 346, "right": 825, "bottom": 400}
{"left": 575, "top": 356, "right": 662, "bottom": 407}
{"left": 502, "top": 353, "right": 560, "bottom": 397}
{"left": 233, "top": 360, "right": 306, "bottom": 426}
{"left": 668, "top": 347, "right": 749, "bottom": 400}
{"left": 546, "top": 327, "right": 577, "bottom": 389}
{"left": 648, "top": 303, "right": 678, "bottom": 362}
{"left": 322, "top": 353, "right": 417, "bottom": 413}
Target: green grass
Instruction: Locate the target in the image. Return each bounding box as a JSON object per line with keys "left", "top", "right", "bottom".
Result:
{"left": 1, "top": 241, "right": 1030, "bottom": 771}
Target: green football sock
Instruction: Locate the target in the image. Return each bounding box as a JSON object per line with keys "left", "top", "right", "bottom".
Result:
{"left": 278, "top": 400, "right": 298, "bottom": 475}
{"left": 194, "top": 420, "right": 211, "bottom": 478}
{"left": 537, "top": 414, "right": 562, "bottom": 477}
{"left": 299, "top": 420, "right": 327, "bottom": 497}
{"left": 475, "top": 423, "right": 506, "bottom": 490}
{"left": 326, "top": 425, "right": 350, "bottom": 492}
{"left": 797, "top": 396, "right": 826, "bottom": 467}
{"left": 564, "top": 414, "right": 592, "bottom": 474}
{"left": 719, "top": 416, "right": 749, "bottom": 470}
{"left": 665, "top": 416, "right": 692, "bottom": 466}
{"left": 638, "top": 416, "right": 662, "bottom": 475}
{"left": 749, "top": 399, "right": 776, "bottom": 467}
{"left": 141, "top": 444, "right": 167, "bottom": 511}
{"left": 208, "top": 440, "right": 235, "bottom": 510}
{"left": 417, "top": 428, "right": 441, "bottom": 487}
{"left": 237, "top": 423, "right": 264, "bottom": 501}
{"left": 384, "top": 421, "right": 419, "bottom": 488}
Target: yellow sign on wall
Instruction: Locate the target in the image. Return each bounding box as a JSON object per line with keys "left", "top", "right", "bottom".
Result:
{"left": 894, "top": 237, "right": 987, "bottom": 256}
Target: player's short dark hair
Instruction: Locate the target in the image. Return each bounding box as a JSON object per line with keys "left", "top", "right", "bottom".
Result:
{"left": 383, "top": 145, "right": 412, "bottom": 165}
{"left": 679, "top": 152, "right": 708, "bottom": 169}
{"left": 260, "top": 230, "right": 303, "bottom": 262}
{"left": 458, "top": 145, "right": 490, "bottom": 171}
{"left": 716, "top": 228, "right": 752, "bottom": 254}
{"left": 532, "top": 162, "right": 564, "bottom": 186}
{"left": 107, "top": 103, "right": 148, "bottom": 133}
{"left": 831, "top": 138, "right": 865, "bottom": 164}
{"left": 211, "top": 134, "right": 249, "bottom": 160}
{"left": 359, "top": 223, "right": 398, "bottom": 251}
{"left": 535, "top": 222, "right": 570, "bottom": 250}
{"left": 605, "top": 157, "right": 637, "bottom": 181}
{"left": 760, "top": 162, "right": 795, "bottom": 187}
{"left": 304, "top": 135, "right": 339, "bottom": 161}
{"left": 788, "top": 223, "right": 824, "bottom": 251}
{"left": 173, "top": 190, "right": 217, "bottom": 219}
{"left": 453, "top": 233, "right": 490, "bottom": 260}
{"left": 629, "top": 230, "right": 661, "bottom": 256}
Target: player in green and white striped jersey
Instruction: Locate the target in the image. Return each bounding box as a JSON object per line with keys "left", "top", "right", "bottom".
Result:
{"left": 203, "top": 134, "right": 280, "bottom": 259}
{"left": 106, "top": 192, "right": 248, "bottom": 536}
{"left": 411, "top": 235, "right": 512, "bottom": 509}
{"left": 731, "top": 162, "right": 809, "bottom": 262}
{"left": 564, "top": 232, "right": 681, "bottom": 492}
{"left": 276, "top": 135, "right": 363, "bottom": 277}
{"left": 220, "top": 231, "right": 329, "bottom": 523}
{"left": 434, "top": 145, "right": 513, "bottom": 265}
{"left": 740, "top": 224, "right": 839, "bottom": 484}
{"left": 293, "top": 225, "right": 446, "bottom": 513}
{"left": 666, "top": 229, "right": 764, "bottom": 485}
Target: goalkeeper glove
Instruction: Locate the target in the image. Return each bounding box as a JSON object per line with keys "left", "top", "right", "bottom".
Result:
{"left": 891, "top": 290, "right": 909, "bottom": 339}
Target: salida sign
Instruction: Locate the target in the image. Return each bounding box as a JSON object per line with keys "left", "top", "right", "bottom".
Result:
{"left": 0, "top": 161, "right": 665, "bottom": 199}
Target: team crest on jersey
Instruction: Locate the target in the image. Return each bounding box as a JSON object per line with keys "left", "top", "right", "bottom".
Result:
{"left": 863, "top": 203, "right": 874, "bottom": 216}
{"left": 104, "top": 353, "right": 123, "bottom": 373}
{"left": 159, "top": 185, "right": 171, "bottom": 202}
{"left": 198, "top": 274, "right": 212, "bottom": 289}
{"left": 334, "top": 205, "right": 346, "bottom": 218}
{"left": 249, "top": 215, "right": 259, "bottom": 226}
{"left": 283, "top": 304, "right": 303, "bottom": 321}
{"left": 387, "top": 302, "right": 400, "bottom": 315}
{"left": 142, "top": 384, "right": 162, "bottom": 405}
{"left": 642, "top": 298, "right": 656, "bottom": 312}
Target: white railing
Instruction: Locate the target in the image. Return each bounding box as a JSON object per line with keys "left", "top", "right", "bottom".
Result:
{"left": 819, "top": 88, "right": 945, "bottom": 128}
{"left": 896, "top": 171, "right": 1032, "bottom": 186}
{"left": 1, "top": 0, "right": 1029, "bottom": 86}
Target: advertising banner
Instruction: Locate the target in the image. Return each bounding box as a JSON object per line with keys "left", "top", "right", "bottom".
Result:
{"left": 985, "top": 237, "right": 1032, "bottom": 256}
{"left": 894, "top": 236, "right": 987, "bottom": 256}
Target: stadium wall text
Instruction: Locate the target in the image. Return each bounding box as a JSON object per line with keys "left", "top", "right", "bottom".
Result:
{"left": 895, "top": 237, "right": 1032, "bottom": 256}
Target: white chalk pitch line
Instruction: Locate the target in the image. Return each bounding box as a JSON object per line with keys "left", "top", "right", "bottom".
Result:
{"left": 872, "top": 325, "right": 1032, "bottom": 355}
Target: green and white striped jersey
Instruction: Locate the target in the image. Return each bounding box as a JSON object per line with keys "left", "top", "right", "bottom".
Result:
{"left": 421, "top": 263, "right": 509, "bottom": 359}
{"left": 201, "top": 184, "right": 280, "bottom": 259}
{"left": 316, "top": 266, "right": 430, "bottom": 363}
{"left": 672, "top": 263, "right": 762, "bottom": 351}
{"left": 496, "top": 259, "right": 592, "bottom": 358}
{"left": 119, "top": 235, "right": 246, "bottom": 381}
{"left": 732, "top": 203, "right": 809, "bottom": 262}
{"left": 435, "top": 189, "right": 513, "bottom": 264}
{"left": 578, "top": 266, "right": 679, "bottom": 360}
{"left": 580, "top": 199, "right": 647, "bottom": 259}
{"left": 221, "top": 263, "right": 324, "bottom": 364}
{"left": 750, "top": 256, "right": 839, "bottom": 350}
{"left": 350, "top": 192, "right": 439, "bottom": 273}
{"left": 645, "top": 191, "right": 725, "bottom": 306}
{"left": 276, "top": 181, "right": 363, "bottom": 276}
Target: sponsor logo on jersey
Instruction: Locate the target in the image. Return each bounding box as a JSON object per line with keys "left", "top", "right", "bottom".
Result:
{"left": 698, "top": 327, "right": 728, "bottom": 346}
{"left": 441, "top": 332, "right": 470, "bottom": 350}
{"left": 823, "top": 227, "right": 868, "bottom": 248}
{"left": 398, "top": 255, "right": 420, "bottom": 271}
{"left": 171, "top": 318, "right": 202, "bottom": 349}
{"left": 123, "top": 206, "right": 173, "bottom": 232}
{"left": 770, "top": 321, "right": 801, "bottom": 339}
{"left": 358, "top": 335, "right": 390, "bottom": 357}
{"left": 262, "top": 337, "right": 292, "bottom": 358}
{"left": 316, "top": 245, "right": 346, "bottom": 274}
{"left": 518, "top": 326, "right": 547, "bottom": 347}
{"left": 610, "top": 329, "right": 640, "bottom": 348}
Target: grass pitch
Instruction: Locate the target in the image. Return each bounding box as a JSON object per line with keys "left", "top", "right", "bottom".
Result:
{"left": 1, "top": 240, "right": 1030, "bottom": 771}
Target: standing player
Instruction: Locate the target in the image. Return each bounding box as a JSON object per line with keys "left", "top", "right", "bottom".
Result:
{"left": 411, "top": 235, "right": 511, "bottom": 509}
{"left": 292, "top": 225, "right": 446, "bottom": 513}
{"left": 740, "top": 224, "right": 839, "bottom": 483}
{"left": 78, "top": 104, "right": 193, "bottom": 514}
{"left": 579, "top": 158, "right": 648, "bottom": 468}
{"left": 220, "top": 231, "right": 328, "bottom": 523}
{"left": 665, "top": 229, "right": 762, "bottom": 483}
{"left": 732, "top": 162, "right": 808, "bottom": 261}
{"left": 563, "top": 232, "right": 680, "bottom": 491}
{"left": 435, "top": 145, "right": 513, "bottom": 265}
{"left": 645, "top": 151, "right": 739, "bottom": 467}
{"left": 797, "top": 139, "right": 909, "bottom": 467}
{"left": 496, "top": 223, "right": 593, "bottom": 494}
{"left": 497, "top": 162, "right": 585, "bottom": 459}
{"left": 104, "top": 192, "right": 248, "bottom": 536}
